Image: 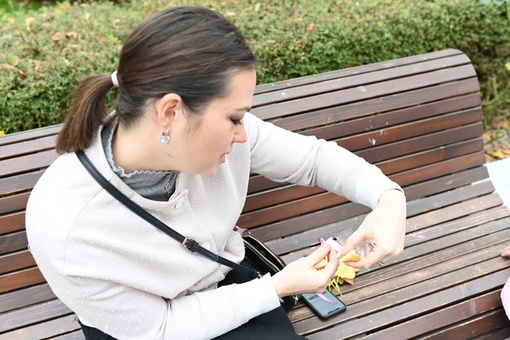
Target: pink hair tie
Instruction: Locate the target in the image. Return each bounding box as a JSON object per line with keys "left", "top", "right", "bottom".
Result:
{"left": 111, "top": 71, "right": 120, "bottom": 87}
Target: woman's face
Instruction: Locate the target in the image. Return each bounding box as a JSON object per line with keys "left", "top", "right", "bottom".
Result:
{"left": 167, "top": 69, "right": 256, "bottom": 177}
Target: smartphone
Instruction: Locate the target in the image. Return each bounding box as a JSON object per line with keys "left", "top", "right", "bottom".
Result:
{"left": 301, "top": 289, "right": 346, "bottom": 319}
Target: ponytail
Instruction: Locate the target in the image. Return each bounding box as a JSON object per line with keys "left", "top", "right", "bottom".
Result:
{"left": 56, "top": 75, "right": 114, "bottom": 154}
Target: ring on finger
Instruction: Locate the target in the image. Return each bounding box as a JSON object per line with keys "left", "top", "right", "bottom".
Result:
{"left": 376, "top": 260, "right": 386, "bottom": 267}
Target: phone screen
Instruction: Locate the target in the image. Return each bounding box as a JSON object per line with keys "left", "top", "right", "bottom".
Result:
{"left": 301, "top": 289, "right": 346, "bottom": 319}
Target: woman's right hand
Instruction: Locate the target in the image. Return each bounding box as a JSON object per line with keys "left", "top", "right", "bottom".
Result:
{"left": 271, "top": 242, "right": 339, "bottom": 298}
{"left": 502, "top": 246, "right": 510, "bottom": 257}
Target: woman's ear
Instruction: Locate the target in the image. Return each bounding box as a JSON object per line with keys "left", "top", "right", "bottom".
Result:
{"left": 155, "top": 93, "right": 182, "bottom": 126}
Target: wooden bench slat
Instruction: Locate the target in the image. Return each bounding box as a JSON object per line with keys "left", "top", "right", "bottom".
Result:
{"left": 423, "top": 308, "right": 510, "bottom": 340}
{"left": 359, "top": 291, "right": 505, "bottom": 340}
{"left": 0, "top": 284, "right": 56, "bottom": 314}
{"left": 0, "top": 299, "right": 72, "bottom": 333}
{"left": 254, "top": 49, "right": 464, "bottom": 94}
{"left": 281, "top": 204, "right": 510, "bottom": 267}
{"left": 0, "top": 192, "right": 30, "bottom": 216}
{"left": 0, "top": 135, "right": 57, "bottom": 161}
{"left": 301, "top": 266, "right": 509, "bottom": 338}
{"left": 0, "top": 231, "right": 28, "bottom": 255}
{"left": 278, "top": 84, "right": 481, "bottom": 133}
{"left": 0, "top": 125, "right": 61, "bottom": 147}
{"left": 390, "top": 152, "right": 486, "bottom": 188}
{"left": 0, "top": 267, "right": 45, "bottom": 294}
{"left": 251, "top": 65, "right": 477, "bottom": 120}
{"left": 269, "top": 191, "right": 505, "bottom": 256}
{"left": 252, "top": 53, "right": 472, "bottom": 107}
{"left": 0, "top": 250, "right": 35, "bottom": 276}
{"left": 358, "top": 125, "right": 483, "bottom": 168}
{"left": 241, "top": 150, "right": 486, "bottom": 232}
{"left": 0, "top": 314, "right": 80, "bottom": 340}
{"left": 0, "top": 149, "right": 58, "bottom": 178}
{"left": 0, "top": 171, "right": 45, "bottom": 197}
{"left": 0, "top": 212, "right": 25, "bottom": 235}
{"left": 249, "top": 166, "right": 493, "bottom": 243}
{"left": 245, "top": 126, "right": 483, "bottom": 203}
{"left": 340, "top": 108, "right": 481, "bottom": 153}
{"left": 52, "top": 330, "right": 86, "bottom": 340}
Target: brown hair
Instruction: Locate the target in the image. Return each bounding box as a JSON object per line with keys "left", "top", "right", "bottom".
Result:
{"left": 56, "top": 6, "right": 257, "bottom": 154}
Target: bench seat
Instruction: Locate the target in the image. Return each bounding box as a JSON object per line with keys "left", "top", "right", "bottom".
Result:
{"left": 1, "top": 48, "right": 509, "bottom": 339}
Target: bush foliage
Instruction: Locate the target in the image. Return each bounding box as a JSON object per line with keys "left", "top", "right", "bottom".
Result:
{"left": 1, "top": 0, "right": 509, "bottom": 134}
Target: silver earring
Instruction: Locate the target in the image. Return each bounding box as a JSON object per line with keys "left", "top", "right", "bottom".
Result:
{"left": 161, "top": 123, "right": 170, "bottom": 144}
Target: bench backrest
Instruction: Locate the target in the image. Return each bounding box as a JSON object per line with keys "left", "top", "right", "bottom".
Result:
{"left": 0, "top": 48, "right": 484, "bottom": 300}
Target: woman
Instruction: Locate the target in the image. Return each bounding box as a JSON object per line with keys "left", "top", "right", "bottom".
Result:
{"left": 26, "top": 6, "right": 406, "bottom": 339}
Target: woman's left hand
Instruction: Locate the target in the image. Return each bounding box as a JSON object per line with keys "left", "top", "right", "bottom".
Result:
{"left": 342, "top": 189, "right": 406, "bottom": 268}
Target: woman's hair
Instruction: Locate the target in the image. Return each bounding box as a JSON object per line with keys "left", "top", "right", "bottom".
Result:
{"left": 56, "top": 6, "right": 257, "bottom": 154}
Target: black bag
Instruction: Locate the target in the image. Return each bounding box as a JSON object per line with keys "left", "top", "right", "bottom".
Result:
{"left": 240, "top": 231, "right": 298, "bottom": 311}
{"left": 77, "top": 150, "right": 298, "bottom": 312}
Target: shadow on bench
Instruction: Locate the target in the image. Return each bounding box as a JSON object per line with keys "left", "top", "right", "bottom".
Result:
{"left": 1, "top": 49, "right": 509, "bottom": 339}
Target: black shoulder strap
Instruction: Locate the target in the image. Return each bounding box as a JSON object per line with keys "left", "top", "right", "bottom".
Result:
{"left": 76, "top": 150, "right": 258, "bottom": 279}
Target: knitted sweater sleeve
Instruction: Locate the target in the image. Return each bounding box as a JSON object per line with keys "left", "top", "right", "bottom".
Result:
{"left": 245, "top": 112, "right": 402, "bottom": 209}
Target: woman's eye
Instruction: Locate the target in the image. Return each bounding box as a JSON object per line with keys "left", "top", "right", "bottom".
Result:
{"left": 231, "top": 118, "right": 243, "bottom": 126}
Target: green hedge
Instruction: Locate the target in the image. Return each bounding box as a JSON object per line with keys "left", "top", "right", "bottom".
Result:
{"left": 1, "top": 0, "right": 509, "bottom": 134}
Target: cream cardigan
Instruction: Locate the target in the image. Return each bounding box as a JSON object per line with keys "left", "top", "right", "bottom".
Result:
{"left": 26, "top": 112, "right": 401, "bottom": 339}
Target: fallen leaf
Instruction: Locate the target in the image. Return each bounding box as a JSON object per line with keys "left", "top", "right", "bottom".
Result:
{"left": 306, "top": 23, "right": 316, "bottom": 33}
{"left": 483, "top": 132, "right": 493, "bottom": 142}
{"left": 25, "top": 16, "right": 35, "bottom": 31}
{"left": 0, "top": 131, "right": 5, "bottom": 137}
{"left": 65, "top": 31, "right": 77, "bottom": 40}
{"left": 0, "top": 64, "right": 17, "bottom": 71}
{"left": 489, "top": 150, "right": 505, "bottom": 159}
{"left": 51, "top": 32, "right": 62, "bottom": 41}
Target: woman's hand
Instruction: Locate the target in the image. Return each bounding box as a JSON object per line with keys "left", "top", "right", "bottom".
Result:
{"left": 342, "top": 189, "right": 406, "bottom": 268}
{"left": 501, "top": 246, "right": 510, "bottom": 257}
{"left": 271, "top": 242, "right": 339, "bottom": 298}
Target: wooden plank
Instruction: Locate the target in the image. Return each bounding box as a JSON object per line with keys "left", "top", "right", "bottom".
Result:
{"left": 248, "top": 167, "right": 492, "bottom": 244}
{"left": 278, "top": 201, "right": 510, "bottom": 265}
{"left": 0, "top": 284, "right": 56, "bottom": 314}
{"left": 422, "top": 308, "right": 510, "bottom": 340}
{"left": 0, "top": 212, "right": 25, "bottom": 235}
{"left": 0, "top": 314, "right": 80, "bottom": 340}
{"left": 390, "top": 152, "right": 486, "bottom": 188}
{"left": 356, "top": 126, "right": 483, "bottom": 167}
{"left": 0, "top": 171, "right": 44, "bottom": 196}
{"left": 0, "top": 250, "right": 35, "bottom": 276}
{"left": 301, "top": 267, "right": 510, "bottom": 338}
{"left": 403, "top": 166, "right": 490, "bottom": 201}
{"left": 358, "top": 291, "right": 505, "bottom": 339}
{"left": 0, "top": 231, "right": 28, "bottom": 255}
{"left": 276, "top": 87, "right": 481, "bottom": 133}
{"left": 339, "top": 108, "right": 482, "bottom": 153}
{"left": 253, "top": 54, "right": 473, "bottom": 106}
{"left": 266, "top": 191, "right": 501, "bottom": 261}
{"left": 254, "top": 49, "right": 464, "bottom": 94}
{"left": 0, "top": 299, "right": 73, "bottom": 333}
{"left": 0, "top": 125, "right": 61, "bottom": 147}
{"left": 52, "top": 330, "right": 86, "bottom": 340}
{"left": 245, "top": 134, "right": 483, "bottom": 202}
{"left": 0, "top": 135, "right": 57, "bottom": 160}
{"left": 251, "top": 65, "right": 477, "bottom": 120}
{"left": 0, "top": 192, "right": 30, "bottom": 215}
{"left": 0, "top": 267, "right": 45, "bottom": 293}
{"left": 0, "top": 149, "right": 58, "bottom": 178}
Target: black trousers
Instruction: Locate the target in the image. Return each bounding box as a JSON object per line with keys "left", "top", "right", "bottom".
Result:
{"left": 79, "top": 262, "right": 305, "bottom": 339}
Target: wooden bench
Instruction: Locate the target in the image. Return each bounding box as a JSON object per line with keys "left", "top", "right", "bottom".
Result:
{"left": 1, "top": 48, "right": 510, "bottom": 339}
